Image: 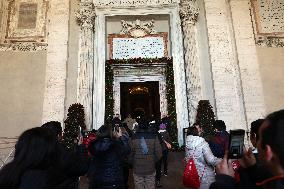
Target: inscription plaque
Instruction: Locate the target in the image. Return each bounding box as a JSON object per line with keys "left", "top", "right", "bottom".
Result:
{"left": 252, "top": 0, "right": 284, "bottom": 35}
{"left": 17, "top": 3, "right": 38, "bottom": 29}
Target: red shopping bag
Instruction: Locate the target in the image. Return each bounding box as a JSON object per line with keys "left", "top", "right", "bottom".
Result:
{"left": 183, "top": 157, "right": 200, "bottom": 189}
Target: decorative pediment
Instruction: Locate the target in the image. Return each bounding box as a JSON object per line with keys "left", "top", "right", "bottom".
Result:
{"left": 120, "top": 19, "right": 157, "bottom": 38}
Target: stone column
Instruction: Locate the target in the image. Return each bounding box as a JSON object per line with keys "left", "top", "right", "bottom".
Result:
{"left": 42, "top": 0, "right": 70, "bottom": 124}
{"left": 179, "top": 0, "right": 200, "bottom": 124}
{"left": 229, "top": 0, "right": 265, "bottom": 124}
{"left": 203, "top": 0, "right": 247, "bottom": 130}
{"left": 76, "top": 0, "right": 96, "bottom": 129}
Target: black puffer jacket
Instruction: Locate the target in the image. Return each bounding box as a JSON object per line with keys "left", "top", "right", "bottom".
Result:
{"left": 88, "top": 135, "right": 131, "bottom": 189}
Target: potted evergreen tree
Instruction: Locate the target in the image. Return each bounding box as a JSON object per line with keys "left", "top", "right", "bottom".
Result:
{"left": 62, "top": 103, "right": 86, "bottom": 150}
{"left": 195, "top": 100, "right": 216, "bottom": 140}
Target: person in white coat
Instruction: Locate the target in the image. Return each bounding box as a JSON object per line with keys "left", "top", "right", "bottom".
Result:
{"left": 185, "top": 126, "right": 221, "bottom": 189}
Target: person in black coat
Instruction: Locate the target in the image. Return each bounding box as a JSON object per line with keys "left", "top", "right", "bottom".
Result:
{"left": 88, "top": 124, "right": 131, "bottom": 189}
{"left": 41, "top": 121, "right": 90, "bottom": 189}
{"left": 0, "top": 127, "right": 58, "bottom": 189}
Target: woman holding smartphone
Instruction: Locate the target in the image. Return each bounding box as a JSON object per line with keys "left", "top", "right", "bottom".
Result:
{"left": 87, "top": 124, "right": 131, "bottom": 189}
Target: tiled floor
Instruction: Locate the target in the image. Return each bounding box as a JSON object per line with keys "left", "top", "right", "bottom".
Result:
{"left": 80, "top": 151, "right": 187, "bottom": 189}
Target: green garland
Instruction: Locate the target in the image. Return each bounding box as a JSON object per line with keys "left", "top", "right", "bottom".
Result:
{"left": 165, "top": 62, "right": 179, "bottom": 149}
{"left": 105, "top": 63, "right": 114, "bottom": 123}
{"left": 106, "top": 57, "right": 173, "bottom": 65}
{"left": 195, "top": 100, "right": 216, "bottom": 140}
{"left": 63, "top": 103, "right": 86, "bottom": 150}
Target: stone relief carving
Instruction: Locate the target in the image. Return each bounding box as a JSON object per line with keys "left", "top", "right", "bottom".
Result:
{"left": 120, "top": 19, "right": 157, "bottom": 37}
{"left": 256, "top": 36, "right": 284, "bottom": 48}
{"left": 0, "top": 42, "right": 47, "bottom": 51}
{"left": 179, "top": 0, "right": 199, "bottom": 25}
{"left": 76, "top": 1, "right": 96, "bottom": 30}
{"left": 93, "top": 0, "right": 179, "bottom": 7}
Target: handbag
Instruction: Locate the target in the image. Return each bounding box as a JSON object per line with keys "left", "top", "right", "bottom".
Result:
{"left": 183, "top": 147, "right": 206, "bottom": 189}
{"left": 183, "top": 157, "right": 200, "bottom": 189}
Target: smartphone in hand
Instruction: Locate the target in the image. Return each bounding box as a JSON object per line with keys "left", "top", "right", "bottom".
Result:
{"left": 228, "top": 129, "right": 245, "bottom": 159}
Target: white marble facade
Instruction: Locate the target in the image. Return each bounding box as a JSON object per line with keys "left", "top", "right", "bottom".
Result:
{"left": 41, "top": 0, "right": 267, "bottom": 145}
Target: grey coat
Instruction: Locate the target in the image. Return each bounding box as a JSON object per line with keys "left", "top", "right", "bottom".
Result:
{"left": 185, "top": 135, "right": 221, "bottom": 189}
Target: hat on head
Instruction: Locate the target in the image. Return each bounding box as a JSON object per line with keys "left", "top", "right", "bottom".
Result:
{"left": 159, "top": 123, "right": 166, "bottom": 130}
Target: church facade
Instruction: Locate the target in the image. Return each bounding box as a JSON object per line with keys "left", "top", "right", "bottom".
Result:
{"left": 0, "top": 0, "right": 284, "bottom": 162}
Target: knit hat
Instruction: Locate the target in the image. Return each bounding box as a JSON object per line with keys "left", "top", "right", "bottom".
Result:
{"left": 159, "top": 123, "right": 166, "bottom": 130}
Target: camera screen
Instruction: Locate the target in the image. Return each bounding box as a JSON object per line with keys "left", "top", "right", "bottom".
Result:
{"left": 229, "top": 134, "right": 245, "bottom": 159}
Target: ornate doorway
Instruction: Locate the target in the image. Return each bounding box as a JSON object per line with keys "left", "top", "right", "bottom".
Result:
{"left": 120, "top": 81, "right": 160, "bottom": 120}
{"left": 76, "top": 4, "right": 189, "bottom": 144}
{"left": 113, "top": 63, "right": 168, "bottom": 119}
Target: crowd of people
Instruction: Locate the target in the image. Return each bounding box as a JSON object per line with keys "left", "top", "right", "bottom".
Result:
{"left": 1, "top": 109, "right": 284, "bottom": 189}
{"left": 0, "top": 114, "right": 171, "bottom": 189}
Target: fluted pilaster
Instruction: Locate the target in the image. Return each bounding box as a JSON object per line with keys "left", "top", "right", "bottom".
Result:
{"left": 76, "top": 0, "right": 96, "bottom": 129}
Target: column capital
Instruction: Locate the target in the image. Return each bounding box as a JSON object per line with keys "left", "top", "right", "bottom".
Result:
{"left": 179, "top": 0, "right": 199, "bottom": 25}
{"left": 76, "top": 1, "right": 96, "bottom": 30}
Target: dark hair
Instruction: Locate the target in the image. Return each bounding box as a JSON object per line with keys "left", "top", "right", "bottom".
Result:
{"left": 0, "top": 127, "right": 57, "bottom": 189}
{"left": 250, "top": 119, "right": 264, "bottom": 141}
{"left": 137, "top": 116, "right": 149, "bottom": 130}
{"left": 41, "top": 121, "right": 62, "bottom": 136}
{"left": 97, "top": 125, "right": 112, "bottom": 139}
{"left": 192, "top": 122, "right": 200, "bottom": 127}
{"left": 213, "top": 120, "right": 226, "bottom": 131}
{"left": 187, "top": 126, "right": 199, "bottom": 136}
{"left": 261, "top": 110, "right": 284, "bottom": 168}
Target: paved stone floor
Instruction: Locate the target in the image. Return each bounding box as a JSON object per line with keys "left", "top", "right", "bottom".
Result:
{"left": 80, "top": 151, "right": 186, "bottom": 189}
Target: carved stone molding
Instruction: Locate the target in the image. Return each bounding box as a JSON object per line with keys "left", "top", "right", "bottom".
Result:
{"left": 179, "top": 0, "right": 199, "bottom": 25}
{"left": 93, "top": 0, "right": 179, "bottom": 7}
{"left": 120, "top": 19, "right": 157, "bottom": 38}
{"left": 256, "top": 37, "right": 284, "bottom": 48}
{"left": 76, "top": 1, "right": 96, "bottom": 30}
{"left": 0, "top": 42, "right": 47, "bottom": 51}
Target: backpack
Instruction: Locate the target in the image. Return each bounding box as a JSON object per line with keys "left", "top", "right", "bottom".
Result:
{"left": 183, "top": 157, "right": 200, "bottom": 189}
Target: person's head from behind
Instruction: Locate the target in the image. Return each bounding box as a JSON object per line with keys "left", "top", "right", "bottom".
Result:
{"left": 159, "top": 123, "right": 167, "bottom": 130}
{"left": 193, "top": 122, "right": 203, "bottom": 136}
{"left": 137, "top": 116, "right": 149, "bottom": 131}
{"left": 213, "top": 120, "right": 226, "bottom": 132}
{"left": 257, "top": 110, "right": 284, "bottom": 175}
{"left": 0, "top": 127, "right": 57, "bottom": 188}
{"left": 250, "top": 119, "right": 264, "bottom": 148}
{"left": 187, "top": 126, "right": 199, "bottom": 136}
{"left": 41, "top": 121, "right": 62, "bottom": 141}
{"left": 97, "top": 124, "right": 112, "bottom": 139}
{"left": 120, "top": 125, "right": 129, "bottom": 136}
